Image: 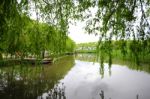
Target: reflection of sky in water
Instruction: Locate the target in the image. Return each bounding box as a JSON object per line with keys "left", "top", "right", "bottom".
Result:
{"left": 57, "top": 60, "right": 150, "bottom": 99}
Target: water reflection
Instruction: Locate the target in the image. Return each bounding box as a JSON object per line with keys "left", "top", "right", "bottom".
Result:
{"left": 57, "top": 59, "right": 150, "bottom": 99}
{"left": 0, "top": 66, "right": 46, "bottom": 99}
{"left": 108, "top": 64, "right": 112, "bottom": 77}
{"left": 99, "top": 90, "right": 104, "bottom": 99}
{"left": 0, "top": 54, "right": 150, "bottom": 99}
{"left": 75, "top": 53, "right": 150, "bottom": 74}
{"left": 75, "top": 53, "right": 97, "bottom": 62}
{"left": 100, "top": 63, "right": 104, "bottom": 78}
{"left": 38, "top": 83, "right": 66, "bottom": 99}
{"left": 0, "top": 56, "right": 75, "bottom": 99}
{"left": 99, "top": 90, "right": 140, "bottom": 99}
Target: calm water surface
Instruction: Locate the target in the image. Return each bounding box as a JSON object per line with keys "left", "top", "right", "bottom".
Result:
{"left": 0, "top": 54, "right": 150, "bottom": 99}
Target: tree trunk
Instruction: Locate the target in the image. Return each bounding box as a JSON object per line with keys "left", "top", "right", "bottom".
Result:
{"left": 0, "top": 53, "right": 3, "bottom": 60}
{"left": 42, "top": 50, "right": 45, "bottom": 59}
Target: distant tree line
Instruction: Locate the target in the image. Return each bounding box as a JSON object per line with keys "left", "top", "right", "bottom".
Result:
{"left": 76, "top": 40, "right": 150, "bottom": 65}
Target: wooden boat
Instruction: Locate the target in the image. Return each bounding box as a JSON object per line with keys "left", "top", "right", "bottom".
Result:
{"left": 0, "top": 58, "right": 53, "bottom": 66}
{"left": 23, "top": 58, "right": 52, "bottom": 65}
{"left": 41, "top": 58, "right": 52, "bottom": 64}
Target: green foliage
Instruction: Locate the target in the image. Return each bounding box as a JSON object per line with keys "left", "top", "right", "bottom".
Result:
{"left": 78, "top": 40, "right": 150, "bottom": 65}
{"left": 113, "top": 40, "right": 150, "bottom": 64}
{"left": 0, "top": 55, "right": 75, "bottom": 99}
{"left": 76, "top": 42, "right": 97, "bottom": 53}
{"left": 0, "top": 0, "right": 150, "bottom": 65}
{"left": 65, "top": 37, "right": 76, "bottom": 53}
{"left": 0, "top": 14, "right": 75, "bottom": 59}
{"left": 78, "top": 0, "right": 150, "bottom": 65}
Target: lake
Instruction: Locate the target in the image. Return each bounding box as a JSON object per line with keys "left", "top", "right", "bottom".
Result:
{"left": 0, "top": 54, "right": 150, "bottom": 99}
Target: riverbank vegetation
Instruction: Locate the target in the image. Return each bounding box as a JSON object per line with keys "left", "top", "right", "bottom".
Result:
{"left": 75, "top": 53, "right": 150, "bottom": 80}
{"left": 0, "top": 1, "right": 150, "bottom": 99}
{"left": 0, "top": 0, "right": 76, "bottom": 63}
{"left": 76, "top": 40, "right": 150, "bottom": 65}
{"left": 0, "top": 17, "right": 75, "bottom": 65}
{"left": 75, "top": 42, "right": 97, "bottom": 53}
{"left": 0, "top": 0, "right": 150, "bottom": 66}
{"left": 0, "top": 55, "right": 75, "bottom": 99}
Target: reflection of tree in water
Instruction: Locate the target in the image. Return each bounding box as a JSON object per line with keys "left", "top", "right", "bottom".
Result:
{"left": 75, "top": 53, "right": 97, "bottom": 62}
{"left": 0, "top": 67, "right": 64, "bottom": 99}
{"left": 99, "top": 90, "right": 104, "bottom": 99}
{"left": 100, "top": 63, "right": 112, "bottom": 79}
{"left": 77, "top": 53, "right": 150, "bottom": 78}
{"left": 0, "top": 65, "right": 49, "bottom": 99}
{"left": 76, "top": 53, "right": 113, "bottom": 78}
{"left": 108, "top": 64, "right": 112, "bottom": 77}
{"left": 100, "top": 63, "right": 104, "bottom": 79}
{"left": 39, "top": 83, "right": 66, "bottom": 99}
{"left": 0, "top": 56, "right": 75, "bottom": 99}
{"left": 136, "top": 94, "right": 139, "bottom": 99}
{"left": 0, "top": 66, "right": 63, "bottom": 99}
{"left": 99, "top": 90, "right": 140, "bottom": 99}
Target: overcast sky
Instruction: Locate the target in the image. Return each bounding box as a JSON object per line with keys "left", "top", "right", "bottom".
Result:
{"left": 68, "top": 21, "right": 99, "bottom": 44}
{"left": 68, "top": 7, "right": 99, "bottom": 44}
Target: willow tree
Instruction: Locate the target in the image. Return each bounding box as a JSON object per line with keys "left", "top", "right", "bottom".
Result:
{"left": 0, "top": 0, "right": 150, "bottom": 63}
{"left": 0, "top": 0, "right": 25, "bottom": 58}
{"left": 0, "top": 0, "right": 75, "bottom": 59}
{"left": 73, "top": 0, "right": 150, "bottom": 65}
{"left": 27, "top": 0, "right": 150, "bottom": 64}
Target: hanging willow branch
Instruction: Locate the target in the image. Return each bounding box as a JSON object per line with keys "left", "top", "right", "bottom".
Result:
{"left": 0, "top": 0, "right": 150, "bottom": 64}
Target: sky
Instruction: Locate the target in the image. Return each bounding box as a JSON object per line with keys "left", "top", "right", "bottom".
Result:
{"left": 68, "top": 21, "right": 99, "bottom": 44}
{"left": 68, "top": 7, "right": 99, "bottom": 44}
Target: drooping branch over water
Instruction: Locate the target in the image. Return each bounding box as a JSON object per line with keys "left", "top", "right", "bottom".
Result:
{"left": 0, "top": 0, "right": 150, "bottom": 64}
{"left": 75, "top": 0, "right": 150, "bottom": 65}
{"left": 0, "top": 0, "right": 75, "bottom": 60}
